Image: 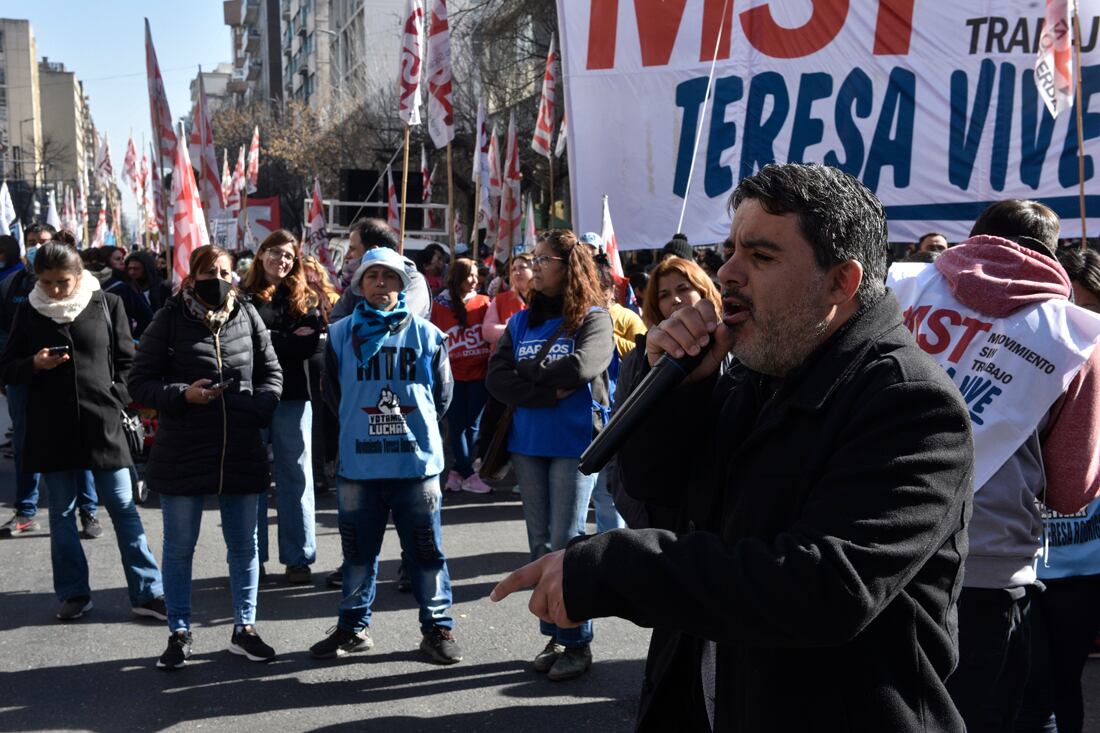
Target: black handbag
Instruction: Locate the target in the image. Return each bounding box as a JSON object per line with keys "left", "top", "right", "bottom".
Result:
{"left": 99, "top": 297, "right": 146, "bottom": 460}
{"left": 478, "top": 321, "right": 566, "bottom": 480}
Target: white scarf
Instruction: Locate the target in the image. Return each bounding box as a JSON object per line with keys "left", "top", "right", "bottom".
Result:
{"left": 29, "top": 270, "right": 100, "bottom": 324}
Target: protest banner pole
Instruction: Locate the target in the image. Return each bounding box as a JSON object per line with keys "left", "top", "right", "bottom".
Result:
{"left": 548, "top": 156, "right": 555, "bottom": 228}
{"left": 471, "top": 176, "right": 481, "bottom": 250}
{"left": 1074, "top": 7, "right": 1088, "bottom": 249}
{"left": 400, "top": 125, "right": 411, "bottom": 254}
{"left": 446, "top": 141, "right": 455, "bottom": 258}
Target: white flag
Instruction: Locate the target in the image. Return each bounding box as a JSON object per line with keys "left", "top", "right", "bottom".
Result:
{"left": 46, "top": 192, "right": 61, "bottom": 230}
{"left": 398, "top": 0, "right": 425, "bottom": 127}
{"left": 1036, "top": 0, "right": 1077, "bottom": 117}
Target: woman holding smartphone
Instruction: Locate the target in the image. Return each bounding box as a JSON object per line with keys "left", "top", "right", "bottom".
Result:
{"left": 0, "top": 242, "right": 164, "bottom": 622}
{"left": 129, "top": 244, "right": 283, "bottom": 671}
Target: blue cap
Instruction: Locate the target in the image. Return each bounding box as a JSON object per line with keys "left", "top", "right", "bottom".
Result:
{"left": 578, "top": 231, "right": 605, "bottom": 254}
{"left": 356, "top": 247, "right": 410, "bottom": 290}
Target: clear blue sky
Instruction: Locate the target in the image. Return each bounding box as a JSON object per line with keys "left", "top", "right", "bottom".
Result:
{"left": 13, "top": 2, "right": 229, "bottom": 223}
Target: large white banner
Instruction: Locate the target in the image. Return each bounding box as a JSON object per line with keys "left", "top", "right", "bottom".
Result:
{"left": 558, "top": 0, "right": 1100, "bottom": 248}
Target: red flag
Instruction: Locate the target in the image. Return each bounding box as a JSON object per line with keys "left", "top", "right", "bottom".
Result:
{"left": 95, "top": 133, "right": 114, "bottom": 184}
{"left": 246, "top": 126, "right": 260, "bottom": 193}
{"left": 495, "top": 111, "right": 522, "bottom": 262}
{"left": 189, "top": 74, "right": 225, "bottom": 219}
{"left": 398, "top": 0, "right": 425, "bottom": 126}
{"left": 531, "top": 36, "right": 558, "bottom": 158}
{"left": 170, "top": 122, "right": 211, "bottom": 285}
{"left": 386, "top": 165, "right": 400, "bottom": 230}
{"left": 487, "top": 124, "right": 502, "bottom": 198}
{"left": 600, "top": 195, "right": 626, "bottom": 280}
{"left": 425, "top": 0, "right": 454, "bottom": 148}
{"left": 422, "top": 146, "right": 436, "bottom": 229}
{"left": 145, "top": 19, "right": 178, "bottom": 171}
{"left": 92, "top": 203, "right": 107, "bottom": 247}
{"left": 123, "top": 136, "right": 139, "bottom": 198}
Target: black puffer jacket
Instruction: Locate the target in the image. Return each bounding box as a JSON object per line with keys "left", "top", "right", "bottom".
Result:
{"left": 248, "top": 285, "right": 322, "bottom": 402}
{"left": 0, "top": 290, "right": 134, "bottom": 472}
{"left": 128, "top": 293, "right": 283, "bottom": 496}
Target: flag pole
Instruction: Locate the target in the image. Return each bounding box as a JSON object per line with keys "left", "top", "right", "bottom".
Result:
{"left": 471, "top": 176, "right": 481, "bottom": 251}
{"left": 399, "top": 125, "right": 411, "bottom": 254}
{"left": 548, "top": 156, "right": 555, "bottom": 229}
{"left": 1073, "top": 6, "right": 1088, "bottom": 250}
{"left": 446, "top": 142, "right": 455, "bottom": 259}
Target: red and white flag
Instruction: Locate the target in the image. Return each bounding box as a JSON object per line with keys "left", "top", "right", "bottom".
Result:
{"left": 555, "top": 116, "right": 567, "bottom": 158}
{"left": 225, "top": 149, "right": 241, "bottom": 219}
{"left": 246, "top": 126, "right": 260, "bottom": 193}
{"left": 189, "top": 74, "right": 225, "bottom": 219}
{"left": 76, "top": 176, "right": 87, "bottom": 243}
{"left": 422, "top": 146, "right": 436, "bottom": 229}
{"left": 398, "top": 0, "right": 425, "bottom": 127}
{"left": 123, "top": 136, "right": 139, "bottom": 198}
{"left": 233, "top": 145, "right": 246, "bottom": 193}
{"left": 92, "top": 204, "right": 107, "bottom": 247}
{"left": 145, "top": 18, "right": 178, "bottom": 171}
{"left": 472, "top": 101, "right": 493, "bottom": 231}
{"left": 170, "top": 122, "right": 210, "bottom": 285}
{"left": 307, "top": 178, "right": 338, "bottom": 279}
{"left": 1036, "top": 0, "right": 1077, "bottom": 117}
{"left": 600, "top": 195, "right": 626, "bottom": 280}
{"left": 425, "top": 0, "right": 454, "bottom": 148}
{"left": 95, "top": 133, "right": 114, "bottom": 184}
{"left": 487, "top": 124, "right": 502, "bottom": 198}
{"left": 523, "top": 195, "right": 537, "bottom": 252}
{"left": 386, "top": 165, "right": 400, "bottom": 230}
{"left": 531, "top": 35, "right": 558, "bottom": 157}
{"left": 453, "top": 208, "right": 465, "bottom": 246}
{"left": 495, "top": 111, "right": 522, "bottom": 262}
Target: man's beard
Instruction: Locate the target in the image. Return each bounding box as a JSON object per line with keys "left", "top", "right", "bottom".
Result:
{"left": 725, "top": 278, "right": 830, "bottom": 377}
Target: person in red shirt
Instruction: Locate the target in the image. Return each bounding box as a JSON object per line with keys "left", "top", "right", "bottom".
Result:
{"left": 431, "top": 258, "right": 493, "bottom": 493}
{"left": 483, "top": 254, "right": 533, "bottom": 350}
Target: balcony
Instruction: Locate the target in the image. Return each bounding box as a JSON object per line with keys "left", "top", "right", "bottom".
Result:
{"left": 223, "top": 0, "right": 242, "bottom": 26}
{"left": 245, "top": 29, "right": 261, "bottom": 54}
{"left": 227, "top": 68, "right": 248, "bottom": 93}
{"left": 281, "top": 0, "right": 290, "bottom": 21}
{"left": 244, "top": 0, "right": 260, "bottom": 25}
{"left": 247, "top": 61, "right": 262, "bottom": 81}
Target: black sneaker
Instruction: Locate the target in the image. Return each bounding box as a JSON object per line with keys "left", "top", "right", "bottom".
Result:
{"left": 286, "top": 565, "right": 312, "bottom": 584}
{"left": 79, "top": 510, "right": 102, "bottom": 540}
{"left": 309, "top": 626, "right": 373, "bottom": 659}
{"left": 0, "top": 514, "right": 39, "bottom": 536}
{"left": 132, "top": 596, "right": 168, "bottom": 622}
{"left": 325, "top": 570, "right": 343, "bottom": 589}
{"left": 396, "top": 561, "right": 412, "bottom": 592}
{"left": 157, "top": 630, "right": 193, "bottom": 670}
{"left": 420, "top": 626, "right": 462, "bottom": 665}
{"left": 532, "top": 638, "right": 566, "bottom": 673}
{"left": 547, "top": 644, "right": 592, "bottom": 681}
{"left": 228, "top": 625, "right": 276, "bottom": 662}
{"left": 57, "top": 596, "right": 93, "bottom": 621}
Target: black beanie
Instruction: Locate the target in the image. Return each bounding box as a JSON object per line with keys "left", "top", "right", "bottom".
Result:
{"left": 662, "top": 233, "right": 693, "bottom": 260}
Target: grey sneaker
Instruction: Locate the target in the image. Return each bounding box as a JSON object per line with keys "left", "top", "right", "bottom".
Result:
{"left": 420, "top": 626, "right": 462, "bottom": 665}
{"left": 547, "top": 644, "right": 592, "bottom": 681}
{"left": 0, "top": 514, "right": 39, "bottom": 536}
{"left": 532, "top": 638, "right": 566, "bottom": 673}
{"left": 309, "top": 626, "right": 373, "bottom": 659}
{"left": 57, "top": 596, "right": 93, "bottom": 621}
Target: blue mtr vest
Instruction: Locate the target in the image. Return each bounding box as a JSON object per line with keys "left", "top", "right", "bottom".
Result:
{"left": 330, "top": 314, "right": 446, "bottom": 480}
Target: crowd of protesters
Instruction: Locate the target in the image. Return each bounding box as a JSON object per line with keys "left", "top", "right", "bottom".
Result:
{"left": 2, "top": 183, "right": 1100, "bottom": 731}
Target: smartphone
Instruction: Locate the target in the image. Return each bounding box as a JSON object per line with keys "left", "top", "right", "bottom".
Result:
{"left": 46, "top": 345, "right": 71, "bottom": 356}
{"left": 209, "top": 378, "right": 236, "bottom": 391}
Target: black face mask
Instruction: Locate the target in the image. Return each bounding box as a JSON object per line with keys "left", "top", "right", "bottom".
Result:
{"left": 194, "top": 278, "right": 232, "bottom": 308}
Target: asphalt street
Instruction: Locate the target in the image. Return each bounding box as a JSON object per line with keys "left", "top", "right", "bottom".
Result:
{"left": 1, "top": 410, "right": 1098, "bottom": 732}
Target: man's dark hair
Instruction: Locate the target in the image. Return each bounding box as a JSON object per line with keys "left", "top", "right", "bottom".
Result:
{"left": 729, "top": 163, "right": 888, "bottom": 304}
{"left": 969, "top": 199, "right": 1059, "bottom": 258}
{"left": 917, "top": 232, "right": 946, "bottom": 246}
{"left": 351, "top": 217, "right": 399, "bottom": 250}
{"left": 0, "top": 235, "right": 20, "bottom": 265}
{"left": 25, "top": 222, "right": 56, "bottom": 238}
{"left": 1058, "top": 247, "right": 1100, "bottom": 300}
{"left": 54, "top": 230, "right": 77, "bottom": 246}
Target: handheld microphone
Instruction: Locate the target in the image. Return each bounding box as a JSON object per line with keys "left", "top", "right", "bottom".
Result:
{"left": 579, "top": 346, "right": 710, "bottom": 475}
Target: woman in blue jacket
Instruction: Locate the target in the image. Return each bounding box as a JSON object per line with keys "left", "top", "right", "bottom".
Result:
{"left": 486, "top": 229, "right": 614, "bottom": 681}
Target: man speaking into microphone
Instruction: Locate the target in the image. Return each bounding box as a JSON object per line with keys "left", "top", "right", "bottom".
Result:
{"left": 491, "top": 163, "right": 975, "bottom": 731}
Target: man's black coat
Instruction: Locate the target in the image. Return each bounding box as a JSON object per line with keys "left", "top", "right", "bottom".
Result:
{"left": 564, "top": 293, "right": 974, "bottom": 732}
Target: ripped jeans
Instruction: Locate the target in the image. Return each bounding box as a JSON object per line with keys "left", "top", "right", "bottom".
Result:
{"left": 335, "top": 475, "right": 454, "bottom": 633}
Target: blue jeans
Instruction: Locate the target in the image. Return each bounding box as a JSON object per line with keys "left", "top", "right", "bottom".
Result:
{"left": 593, "top": 465, "right": 625, "bottom": 533}
{"left": 446, "top": 379, "right": 488, "bottom": 478}
{"left": 9, "top": 384, "right": 97, "bottom": 518}
{"left": 335, "top": 476, "right": 453, "bottom": 633}
{"left": 43, "top": 469, "right": 162, "bottom": 605}
{"left": 510, "top": 453, "right": 595, "bottom": 647}
{"left": 161, "top": 493, "right": 260, "bottom": 633}
{"left": 258, "top": 400, "right": 316, "bottom": 567}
